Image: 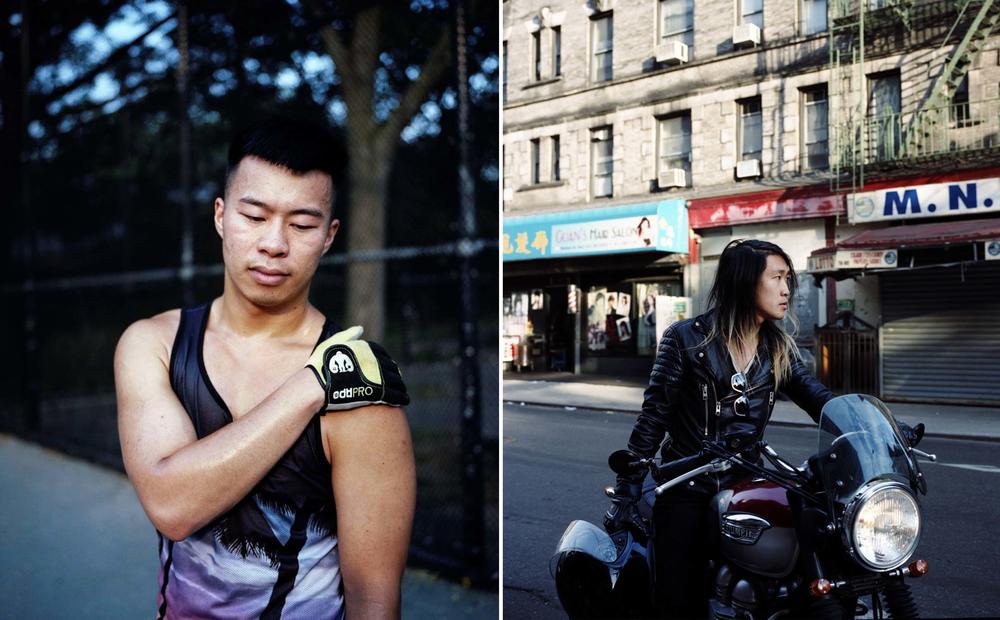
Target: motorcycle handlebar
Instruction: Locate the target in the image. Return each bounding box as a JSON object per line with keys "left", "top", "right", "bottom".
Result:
{"left": 650, "top": 452, "right": 714, "bottom": 484}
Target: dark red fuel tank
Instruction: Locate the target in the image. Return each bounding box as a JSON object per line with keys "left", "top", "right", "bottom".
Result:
{"left": 710, "top": 478, "right": 799, "bottom": 578}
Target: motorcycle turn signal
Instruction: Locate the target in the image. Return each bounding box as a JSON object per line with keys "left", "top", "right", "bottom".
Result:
{"left": 810, "top": 579, "right": 834, "bottom": 597}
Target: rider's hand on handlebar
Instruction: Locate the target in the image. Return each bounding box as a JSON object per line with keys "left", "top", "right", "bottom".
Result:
{"left": 603, "top": 481, "right": 650, "bottom": 540}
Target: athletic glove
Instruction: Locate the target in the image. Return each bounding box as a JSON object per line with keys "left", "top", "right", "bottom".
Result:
{"left": 306, "top": 326, "right": 410, "bottom": 412}
{"left": 603, "top": 481, "right": 650, "bottom": 540}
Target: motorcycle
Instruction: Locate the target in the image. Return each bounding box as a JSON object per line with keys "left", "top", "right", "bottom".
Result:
{"left": 551, "top": 394, "right": 935, "bottom": 619}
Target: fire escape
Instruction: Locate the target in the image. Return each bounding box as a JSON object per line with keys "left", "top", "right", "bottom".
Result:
{"left": 829, "top": 0, "right": 1000, "bottom": 193}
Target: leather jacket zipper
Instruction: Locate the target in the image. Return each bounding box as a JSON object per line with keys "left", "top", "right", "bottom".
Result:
{"left": 702, "top": 383, "right": 709, "bottom": 436}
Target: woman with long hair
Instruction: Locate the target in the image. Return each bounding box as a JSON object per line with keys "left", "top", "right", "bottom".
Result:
{"left": 604, "top": 239, "right": 835, "bottom": 618}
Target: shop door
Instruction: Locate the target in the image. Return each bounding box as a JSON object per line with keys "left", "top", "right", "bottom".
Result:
{"left": 880, "top": 262, "right": 1000, "bottom": 405}
{"left": 544, "top": 285, "right": 573, "bottom": 372}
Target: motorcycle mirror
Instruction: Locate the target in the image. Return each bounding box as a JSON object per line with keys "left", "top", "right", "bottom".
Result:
{"left": 608, "top": 449, "right": 641, "bottom": 475}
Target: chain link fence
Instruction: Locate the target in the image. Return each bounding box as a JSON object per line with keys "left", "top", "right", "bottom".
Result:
{"left": 0, "top": 245, "right": 498, "bottom": 585}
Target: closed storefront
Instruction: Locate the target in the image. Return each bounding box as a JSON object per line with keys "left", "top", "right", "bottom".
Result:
{"left": 880, "top": 261, "right": 1000, "bottom": 405}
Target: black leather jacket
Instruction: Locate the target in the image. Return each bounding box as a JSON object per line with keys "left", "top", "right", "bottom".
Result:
{"left": 626, "top": 309, "right": 834, "bottom": 496}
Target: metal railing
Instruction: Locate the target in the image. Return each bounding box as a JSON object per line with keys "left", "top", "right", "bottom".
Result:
{"left": 831, "top": 96, "right": 1000, "bottom": 170}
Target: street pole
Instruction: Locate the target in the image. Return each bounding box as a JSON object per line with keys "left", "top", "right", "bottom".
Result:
{"left": 455, "top": 0, "right": 485, "bottom": 584}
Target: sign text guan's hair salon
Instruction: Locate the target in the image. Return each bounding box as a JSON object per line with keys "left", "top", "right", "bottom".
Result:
{"left": 848, "top": 178, "right": 999, "bottom": 223}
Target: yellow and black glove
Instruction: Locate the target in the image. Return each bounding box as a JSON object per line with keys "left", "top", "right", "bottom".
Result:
{"left": 306, "top": 326, "right": 410, "bottom": 412}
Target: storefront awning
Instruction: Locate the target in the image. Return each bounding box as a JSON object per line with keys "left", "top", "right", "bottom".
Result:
{"left": 835, "top": 217, "right": 1000, "bottom": 249}
{"left": 806, "top": 216, "right": 1000, "bottom": 277}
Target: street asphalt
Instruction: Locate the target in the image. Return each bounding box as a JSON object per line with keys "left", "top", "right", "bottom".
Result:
{"left": 503, "top": 401, "right": 1000, "bottom": 619}
{"left": 0, "top": 433, "right": 497, "bottom": 620}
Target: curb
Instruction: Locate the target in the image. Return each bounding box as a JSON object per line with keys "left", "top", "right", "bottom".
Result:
{"left": 503, "top": 400, "right": 1000, "bottom": 443}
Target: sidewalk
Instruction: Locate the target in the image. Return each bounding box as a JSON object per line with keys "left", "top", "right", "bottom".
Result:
{"left": 0, "top": 434, "right": 496, "bottom": 620}
{"left": 503, "top": 374, "right": 1000, "bottom": 441}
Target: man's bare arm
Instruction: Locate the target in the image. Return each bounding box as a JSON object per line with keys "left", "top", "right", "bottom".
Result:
{"left": 326, "top": 406, "right": 416, "bottom": 619}
{"left": 115, "top": 317, "right": 324, "bottom": 540}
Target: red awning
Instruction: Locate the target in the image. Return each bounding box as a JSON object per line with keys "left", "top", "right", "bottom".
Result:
{"left": 835, "top": 217, "right": 1000, "bottom": 250}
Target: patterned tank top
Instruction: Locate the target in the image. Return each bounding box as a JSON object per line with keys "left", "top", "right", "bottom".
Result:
{"left": 158, "top": 302, "right": 344, "bottom": 619}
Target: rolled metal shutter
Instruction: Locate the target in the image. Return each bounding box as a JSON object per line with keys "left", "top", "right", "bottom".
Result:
{"left": 880, "top": 262, "right": 1000, "bottom": 405}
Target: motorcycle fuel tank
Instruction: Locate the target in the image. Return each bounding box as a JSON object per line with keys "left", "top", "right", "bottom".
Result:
{"left": 711, "top": 478, "right": 799, "bottom": 578}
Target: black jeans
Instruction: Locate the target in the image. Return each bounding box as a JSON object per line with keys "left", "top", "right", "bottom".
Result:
{"left": 653, "top": 488, "right": 714, "bottom": 619}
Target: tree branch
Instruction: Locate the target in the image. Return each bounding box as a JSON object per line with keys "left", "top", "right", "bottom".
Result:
{"left": 36, "top": 12, "right": 175, "bottom": 106}
{"left": 376, "top": 24, "right": 451, "bottom": 155}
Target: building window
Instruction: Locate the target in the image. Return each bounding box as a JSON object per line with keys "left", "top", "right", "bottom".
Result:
{"left": 868, "top": 72, "right": 901, "bottom": 161}
{"left": 801, "top": 0, "right": 826, "bottom": 35}
{"left": 552, "top": 135, "right": 561, "bottom": 181}
{"left": 530, "top": 138, "right": 541, "bottom": 184}
{"left": 591, "top": 14, "right": 614, "bottom": 83}
{"left": 591, "top": 127, "right": 613, "bottom": 198}
{"left": 660, "top": 0, "right": 694, "bottom": 47}
{"left": 552, "top": 27, "right": 562, "bottom": 77}
{"left": 502, "top": 41, "right": 508, "bottom": 101}
{"left": 531, "top": 30, "right": 542, "bottom": 81}
{"left": 741, "top": 0, "right": 763, "bottom": 29}
{"left": 952, "top": 75, "right": 971, "bottom": 127}
{"left": 658, "top": 114, "right": 692, "bottom": 177}
{"left": 802, "top": 86, "right": 829, "bottom": 170}
{"left": 739, "top": 97, "right": 763, "bottom": 161}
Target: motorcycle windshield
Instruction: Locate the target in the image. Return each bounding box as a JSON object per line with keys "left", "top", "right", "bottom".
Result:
{"left": 552, "top": 520, "right": 619, "bottom": 565}
{"left": 816, "top": 394, "right": 918, "bottom": 504}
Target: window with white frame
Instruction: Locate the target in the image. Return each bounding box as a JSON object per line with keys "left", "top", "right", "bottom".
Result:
{"left": 530, "top": 138, "right": 541, "bottom": 184}
{"left": 741, "top": 0, "right": 763, "bottom": 29}
{"left": 591, "top": 14, "right": 613, "bottom": 83}
{"left": 660, "top": 0, "right": 694, "bottom": 47}
{"left": 552, "top": 27, "right": 562, "bottom": 77}
{"left": 801, "top": 0, "right": 826, "bottom": 35}
{"left": 739, "top": 97, "right": 763, "bottom": 161}
{"left": 591, "top": 127, "right": 613, "bottom": 197}
{"left": 531, "top": 29, "right": 542, "bottom": 81}
{"left": 658, "top": 114, "right": 692, "bottom": 178}
{"left": 868, "top": 72, "right": 901, "bottom": 161}
{"left": 552, "top": 135, "right": 561, "bottom": 181}
{"left": 802, "top": 86, "right": 828, "bottom": 170}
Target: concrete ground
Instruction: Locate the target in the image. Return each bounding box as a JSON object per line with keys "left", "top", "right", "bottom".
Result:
{"left": 0, "top": 434, "right": 497, "bottom": 620}
{"left": 503, "top": 375, "right": 1000, "bottom": 441}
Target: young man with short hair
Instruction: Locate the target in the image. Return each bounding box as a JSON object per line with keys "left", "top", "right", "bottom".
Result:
{"left": 115, "top": 118, "right": 414, "bottom": 619}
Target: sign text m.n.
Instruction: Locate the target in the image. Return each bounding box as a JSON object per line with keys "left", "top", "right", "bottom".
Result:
{"left": 884, "top": 189, "right": 921, "bottom": 216}
{"left": 949, "top": 183, "right": 978, "bottom": 211}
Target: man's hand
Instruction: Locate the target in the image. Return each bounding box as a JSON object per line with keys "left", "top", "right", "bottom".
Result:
{"left": 306, "top": 326, "right": 410, "bottom": 412}
{"left": 603, "top": 481, "right": 650, "bottom": 540}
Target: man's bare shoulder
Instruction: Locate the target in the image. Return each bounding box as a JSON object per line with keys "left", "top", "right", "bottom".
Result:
{"left": 115, "top": 309, "right": 183, "bottom": 370}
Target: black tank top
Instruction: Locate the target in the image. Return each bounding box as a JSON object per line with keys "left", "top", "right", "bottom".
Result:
{"left": 157, "top": 302, "right": 345, "bottom": 619}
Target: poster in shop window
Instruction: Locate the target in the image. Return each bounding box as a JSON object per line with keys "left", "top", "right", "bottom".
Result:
{"left": 587, "top": 289, "right": 608, "bottom": 351}
{"left": 617, "top": 293, "right": 631, "bottom": 318}
{"left": 616, "top": 317, "right": 632, "bottom": 342}
{"left": 655, "top": 296, "right": 691, "bottom": 344}
{"left": 530, "top": 289, "right": 544, "bottom": 310}
{"left": 606, "top": 292, "right": 618, "bottom": 316}
{"left": 636, "top": 284, "right": 661, "bottom": 355}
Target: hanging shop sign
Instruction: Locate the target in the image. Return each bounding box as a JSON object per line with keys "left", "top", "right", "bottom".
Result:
{"left": 688, "top": 190, "right": 843, "bottom": 228}
{"left": 848, "top": 177, "right": 1000, "bottom": 224}
{"left": 807, "top": 248, "right": 899, "bottom": 272}
{"left": 502, "top": 200, "right": 687, "bottom": 261}
{"left": 986, "top": 239, "right": 1000, "bottom": 260}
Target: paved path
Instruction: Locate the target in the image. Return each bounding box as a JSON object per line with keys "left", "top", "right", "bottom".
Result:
{"left": 504, "top": 378, "right": 1000, "bottom": 441}
{"left": 0, "top": 434, "right": 496, "bottom": 619}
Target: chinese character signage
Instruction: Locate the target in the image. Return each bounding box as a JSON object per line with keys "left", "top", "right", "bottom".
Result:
{"left": 502, "top": 200, "right": 688, "bottom": 261}
{"left": 848, "top": 177, "right": 1000, "bottom": 223}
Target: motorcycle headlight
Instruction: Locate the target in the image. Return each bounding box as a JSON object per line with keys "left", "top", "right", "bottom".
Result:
{"left": 843, "top": 481, "right": 921, "bottom": 571}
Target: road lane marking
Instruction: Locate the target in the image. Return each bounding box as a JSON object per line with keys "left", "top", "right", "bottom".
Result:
{"left": 931, "top": 463, "right": 1000, "bottom": 474}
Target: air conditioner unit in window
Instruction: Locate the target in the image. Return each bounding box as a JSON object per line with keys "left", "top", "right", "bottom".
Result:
{"left": 595, "top": 0, "right": 614, "bottom": 11}
{"left": 733, "top": 24, "right": 761, "bottom": 47}
{"left": 591, "top": 127, "right": 611, "bottom": 141}
{"left": 735, "top": 159, "right": 762, "bottom": 179}
{"left": 655, "top": 41, "right": 689, "bottom": 65}
{"left": 657, "top": 168, "right": 687, "bottom": 188}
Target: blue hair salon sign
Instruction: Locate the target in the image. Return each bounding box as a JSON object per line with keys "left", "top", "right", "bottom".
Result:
{"left": 502, "top": 200, "right": 687, "bottom": 261}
